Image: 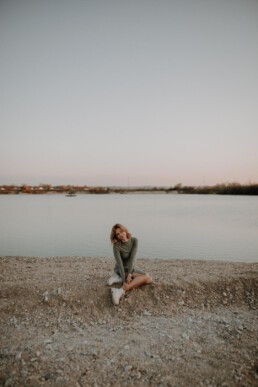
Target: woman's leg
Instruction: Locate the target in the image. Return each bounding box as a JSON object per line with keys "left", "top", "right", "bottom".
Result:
{"left": 107, "top": 271, "right": 122, "bottom": 286}
{"left": 123, "top": 272, "right": 152, "bottom": 292}
{"left": 112, "top": 272, "right": 153, "bottom": 305}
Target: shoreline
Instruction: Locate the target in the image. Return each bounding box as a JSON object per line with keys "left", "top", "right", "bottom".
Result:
{"left": 1, "top": 256, "right": 258, "bottom": 386}
{"left": 1, "top": 191, "right": 258, "bottom": 196}
{"left": 2, "top": 255, "right": 258, "bottom": 264}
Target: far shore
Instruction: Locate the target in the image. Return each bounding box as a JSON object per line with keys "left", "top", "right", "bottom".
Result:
{"left": 1, "top": 182, "right": 258, "bottom": 195}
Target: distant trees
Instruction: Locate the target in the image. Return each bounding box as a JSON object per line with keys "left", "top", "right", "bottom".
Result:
{"left": 174, "top": 183, "right": 258, "bottom": 195}
{"left": 0, "top": 183, "right": 257, "bottom": 195}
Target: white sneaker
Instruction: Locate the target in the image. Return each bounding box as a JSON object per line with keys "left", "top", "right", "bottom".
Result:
{"left": 111, "top": 288, "right": 125, "bottom": 305}
{"left": 107, "top": 272, "right": 122, "bottom": 286}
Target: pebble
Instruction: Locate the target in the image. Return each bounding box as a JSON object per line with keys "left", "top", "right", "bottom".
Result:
{"left": 16, "top": 351, "right": 22, "bottom": 360}
{"left": 43, "top": 291, "right": 49, "bottom": 302}
{"left": 182, "top": 333, "right": 190, "bottom": 340}
{"left": 44, "top": 339, "right": 52, "bottom": 345}
{"left": 56, "top": 377, "right": 66, "bottom": 384}
{"left": 4, "top": 378, "right": 13, "bottom": 387}
{"left": 143, "top": 310, "right": 152, "bottom": 316}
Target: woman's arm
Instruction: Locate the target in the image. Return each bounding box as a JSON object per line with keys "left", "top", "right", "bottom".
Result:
{"left": 126, "top": 237, "right": 138, "bottom": 274}
{"left": 113, "top": 245, "right": 125, "bottom": 283}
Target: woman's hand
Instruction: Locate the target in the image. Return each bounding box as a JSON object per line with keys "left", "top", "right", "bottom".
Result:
{"left": 126, "top": 274, "right": 132, "bottom": 284}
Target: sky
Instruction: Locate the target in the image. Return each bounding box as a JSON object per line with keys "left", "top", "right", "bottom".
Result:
{"left": 1, "top": 0, "right": 258, "bottom": 187}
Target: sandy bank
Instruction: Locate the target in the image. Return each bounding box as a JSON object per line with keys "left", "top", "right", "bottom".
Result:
{"left": 0, "top": 256, "right": 258, "bottom": 386}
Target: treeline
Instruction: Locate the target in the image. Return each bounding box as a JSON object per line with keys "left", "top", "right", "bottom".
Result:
{"left": 168, "top": 183, "right": 258, "bottom": 195}
{"left": 113, "top": 183, "right": 258, "bottom": 195}
{"left": 0, "top": 183, "right": 258, "bottom": 195}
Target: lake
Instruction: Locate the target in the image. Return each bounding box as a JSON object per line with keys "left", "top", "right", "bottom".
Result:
{"left": 0, "top": 194, "right": 257, "bottom": 262}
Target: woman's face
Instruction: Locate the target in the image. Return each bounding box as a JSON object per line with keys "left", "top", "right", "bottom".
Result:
{"left": 115, "top": 228, "right": 128, "bottom": 242}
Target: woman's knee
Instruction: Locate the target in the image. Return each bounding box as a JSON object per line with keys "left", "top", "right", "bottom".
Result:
{"left": 145, "top": 273, "right": 153, "bottom": 284}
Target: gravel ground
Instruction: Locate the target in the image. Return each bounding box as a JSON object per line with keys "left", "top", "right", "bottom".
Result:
{"left": 0, "top": 256, "right": 258, "bottom": 386}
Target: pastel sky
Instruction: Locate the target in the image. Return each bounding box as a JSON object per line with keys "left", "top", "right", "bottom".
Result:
{"left": 1, "top": 0, "right": 258, "bottom": 187}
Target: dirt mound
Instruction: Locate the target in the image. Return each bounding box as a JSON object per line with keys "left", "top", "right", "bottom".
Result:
{"left": 0, "top": 256, "right": 258, "bottom": 386}
{"left": 1, "top": 272, "right": 257, "bottom": 320}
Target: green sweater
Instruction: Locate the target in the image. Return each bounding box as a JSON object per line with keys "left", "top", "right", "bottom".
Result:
{"left": 113, "top": 237, "right": 138, "bottom": 283}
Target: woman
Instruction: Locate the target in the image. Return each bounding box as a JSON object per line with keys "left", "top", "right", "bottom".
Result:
{"left": 108, "top": 223, "right": 153, "bottom": 305}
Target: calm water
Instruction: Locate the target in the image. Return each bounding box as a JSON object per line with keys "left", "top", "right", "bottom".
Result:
{"left": 0, "top": 194, "right": 257, "bottom": 262}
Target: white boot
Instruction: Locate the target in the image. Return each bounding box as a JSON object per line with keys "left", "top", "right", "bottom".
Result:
{"left": 107, "top": 272, "right": 122, "bottom": 286}
{"left": 111, "top": 288, "right": 125, "bottom": 305}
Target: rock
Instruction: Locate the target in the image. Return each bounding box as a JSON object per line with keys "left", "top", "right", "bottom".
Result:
{"left": 4, "top": 378, "right": 13, "bottom": 387}
{"left": 182, "top": 333, "right": 190, "bottom": 340}
{"left": 16, "top": 351, "right": 22, "bottom": 360}
{"left": 44, "top": 339, "right": 52, "bottom": 345}
{"left": 43, "top": 291, "right": 49, "bottom": 302}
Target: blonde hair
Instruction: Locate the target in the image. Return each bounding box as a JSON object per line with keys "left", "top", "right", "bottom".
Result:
{"left": 110, "top": 223, "right": 132, "bottom": 245}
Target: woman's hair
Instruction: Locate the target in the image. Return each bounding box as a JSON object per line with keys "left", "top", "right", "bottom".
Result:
{"left": 110, "top": 223, "right": 132, "bottom": 244}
